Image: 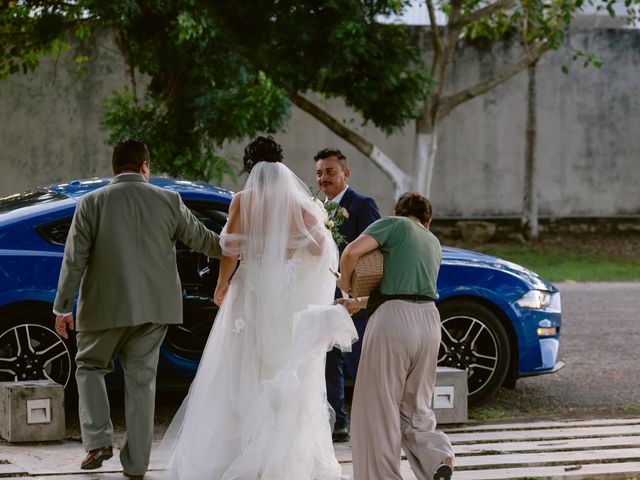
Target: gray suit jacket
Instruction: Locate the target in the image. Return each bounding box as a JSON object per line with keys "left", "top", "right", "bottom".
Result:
{"left": 53, "top": 174, "right": 222, "bottom": 332}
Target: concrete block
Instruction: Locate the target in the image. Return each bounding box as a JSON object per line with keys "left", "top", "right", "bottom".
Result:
{"left": 0, "top": 380, "right": 65, "bottom": 443}
{"left": 456, "top": 221, "right": 497, "bottom": 243}
{"left": 433, "top": 367, "right": 468, "bottom": 424}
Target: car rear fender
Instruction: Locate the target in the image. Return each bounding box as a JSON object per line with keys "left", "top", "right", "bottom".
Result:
{"left": 0, "top": 289, "right": 57, "bottom": 311}
{"left": 0, "top": 299, "right": 55, "bottom": 316}
{"left": 0, "top": 253, "right": 62, "bottom": 309}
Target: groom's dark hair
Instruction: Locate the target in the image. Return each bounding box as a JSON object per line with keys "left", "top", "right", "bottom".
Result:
{"left": 314, "top": 148, "right": 346, "bottom": 169}
{"left": 112, "top": 139, "right": 150, "bottom": 175}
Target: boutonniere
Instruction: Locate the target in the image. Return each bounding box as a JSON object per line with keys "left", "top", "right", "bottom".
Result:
{"left": 311, "top": 194, "right": 347, "bottom": 246}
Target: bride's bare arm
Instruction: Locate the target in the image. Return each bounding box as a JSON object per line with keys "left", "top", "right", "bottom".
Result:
{"left": 214, "top": 194, "right": 241, "bottom": 305}
{"left": 302, "top": 208, "right": 326, "bottom": 256}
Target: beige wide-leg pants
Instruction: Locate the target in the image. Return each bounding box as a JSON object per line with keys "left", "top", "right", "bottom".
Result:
{"left": 75, "top": 323, "right": 168, "bottom": 476}
{"left": 351, "top": 300, "right": 454, "bottom": 480}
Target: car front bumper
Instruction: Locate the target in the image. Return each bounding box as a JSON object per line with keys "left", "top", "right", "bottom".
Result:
{"left": 515, "top": 291, "right": 563, "bottom": 376}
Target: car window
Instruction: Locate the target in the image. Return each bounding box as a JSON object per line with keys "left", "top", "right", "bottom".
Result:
{"left": 37, "top": 202, "right": 229, "bottom": 247}
{"left": 0, "top": 189, "right": 67, "bottom": 214}
{"left": 176, "top": 202, "right": 229, "bottom": 251}
{"left": 36, "top": 218, "right": 73, "bottom": 246}
{"left": 187, "top": 204, "right": 228, "bottom": 234}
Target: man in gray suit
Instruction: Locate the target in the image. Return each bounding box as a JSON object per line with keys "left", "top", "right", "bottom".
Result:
{"left": 53, "top": 139, "right": 221, "bottom": 479}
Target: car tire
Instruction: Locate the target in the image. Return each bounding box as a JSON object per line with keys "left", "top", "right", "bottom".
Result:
{"left": 0, "top": 304, "right": 77, "bottom": 401}
{"left": 437, "top": 300, "right": 511, "bottom": 404}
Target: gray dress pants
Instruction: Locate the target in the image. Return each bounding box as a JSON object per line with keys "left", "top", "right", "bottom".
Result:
{"left": 351, "top": 300, "right": 454, "bottom": 479}
{"left": 75, "top": 323, "right": 168, "bottom": 476}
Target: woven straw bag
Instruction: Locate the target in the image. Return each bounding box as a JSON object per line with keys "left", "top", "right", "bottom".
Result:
{"left": 350, "top": 249, "right": 384, "bottom": 298}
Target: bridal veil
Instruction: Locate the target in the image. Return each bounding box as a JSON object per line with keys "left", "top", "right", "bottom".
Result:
{"left": 160, "top": 161, "right": 357, "bottom": 479}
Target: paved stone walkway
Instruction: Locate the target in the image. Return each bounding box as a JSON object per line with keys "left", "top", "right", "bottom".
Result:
{"left": 2, "top": 417, "right": 640, "bottom": 479}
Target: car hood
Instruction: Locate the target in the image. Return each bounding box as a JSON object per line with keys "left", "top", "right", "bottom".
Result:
{"left": 442, "top": 246, "right": 556, "bottom": 292}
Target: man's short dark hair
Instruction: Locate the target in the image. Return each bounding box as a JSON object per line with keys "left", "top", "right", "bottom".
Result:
{"left": 112, "top": 139, "right": 150, "bottom": 175}
{"left": 314, "top": 148, "right": 346, "bottom": 167}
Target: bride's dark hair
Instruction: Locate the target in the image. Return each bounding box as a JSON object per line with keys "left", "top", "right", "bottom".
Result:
{"left": 242, "top": 135, "right": 284, "bottom": 174}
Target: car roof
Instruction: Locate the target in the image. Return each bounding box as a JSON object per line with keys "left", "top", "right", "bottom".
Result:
{"left": 42, "top": 176, "right": 233, "bottom": 202}
{"left": 0, "top": 177, "right": 233, "bottom": 227}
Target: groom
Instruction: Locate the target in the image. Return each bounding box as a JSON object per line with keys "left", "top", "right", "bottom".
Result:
{"left": 314, "top": 148, "right": 380, "bottom": 442}
{"left": 53, "top": 139, "right": 221, "bottom": 479}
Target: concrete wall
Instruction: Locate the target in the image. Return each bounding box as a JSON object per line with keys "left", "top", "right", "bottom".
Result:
{"left": 430, "top": 28, "right": 640, "bottom": 218}
{"left": 1, "top": 28, "right": 638, "bottom": 218}
{"left": 0, "top": 32, "right": 125, "bottom": 192}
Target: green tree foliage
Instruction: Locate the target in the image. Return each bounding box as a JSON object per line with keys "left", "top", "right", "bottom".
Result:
{"left": 0, "top": 0, "right": 430, "bottom": 182}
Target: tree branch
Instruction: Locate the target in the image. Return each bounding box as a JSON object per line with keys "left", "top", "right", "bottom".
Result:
{"left": 0, "top": 17, "right": 97, "bottom": 38}
{"left": 429, "top": 0, "right": 465, "bottom": 97}
{"left": 287, "top": 90, "right": 374, "bottom": 156}
{"left": 113, "top": 28, "right": 138, "bottom": 101}
{"left": 452, "top": 0, "right": 515, "bottom": 27}
{"left": 425, "top": 0, "right": 443, "bottom": 54}
{"left": 437, "top": 41, "right": 550, "bottom": 121}
{"left": 287, "top": 90, "right": 408, "bottom": 189}
{"left": 450, "top": 0, "right": 464, "bottom": 13}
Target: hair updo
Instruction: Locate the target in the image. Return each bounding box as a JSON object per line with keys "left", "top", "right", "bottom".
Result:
{"left": 394, "top": 192, "right": 433, "bottom": 224}
{"left": 242, "top": 135, "right": 284, "bottom": 174}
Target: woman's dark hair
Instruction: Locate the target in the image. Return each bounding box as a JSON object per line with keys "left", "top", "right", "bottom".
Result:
{"left": 112, "top": 139, "right": 149, "bottom": 175}
{"left": 394, "top": 192, "right": 433, "bottom": 224}
{"left": 242, "top": 135, "right": 284, "bottom": 174}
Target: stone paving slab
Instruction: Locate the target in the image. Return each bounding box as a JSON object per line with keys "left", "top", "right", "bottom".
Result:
{"left": 0, "top": 439, "right": 411, "bottom": 479}
{"left": 0, "top": 436, "right": 162, "bottom": 476}
{"left": 3, "top": 418, "right": 639, "bottom": 479}
{"left": 0, "top": 462, "right": 26, "bottom": 476}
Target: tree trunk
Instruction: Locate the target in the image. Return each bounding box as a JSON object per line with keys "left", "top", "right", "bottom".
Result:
{"left": 414, "top": 128, "right": 439, "bottom": 197}
{"left": 113, "top": 29, "right": 138, "bottom": 101}
{"left": 522, "top": 60, "right": 539, "bottom": 240}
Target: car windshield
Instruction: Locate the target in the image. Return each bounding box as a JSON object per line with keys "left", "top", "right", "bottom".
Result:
{"left": 0, "top": 189, "right": 67, "bottom": 214}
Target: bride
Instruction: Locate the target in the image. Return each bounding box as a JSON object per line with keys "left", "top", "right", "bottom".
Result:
{"left": 161, "top": 136, "right": 356, "bottom": 479}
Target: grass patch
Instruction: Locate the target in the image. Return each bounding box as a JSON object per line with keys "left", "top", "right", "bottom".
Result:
{"left": 623, "top": 405, "right": 640, "bottom": 411}
{"left": 468, "top": 406, "right": 510, "bottom": 421}
{"left": 472, "top": 245, "right": 640, "bottom": 283}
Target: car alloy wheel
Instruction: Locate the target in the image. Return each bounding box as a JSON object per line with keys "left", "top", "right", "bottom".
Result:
{"left": 0, "top": 322, "right": 73, "bottom": 387}
{"left": 437, "top": 300, "right": 510, "bottom": 404}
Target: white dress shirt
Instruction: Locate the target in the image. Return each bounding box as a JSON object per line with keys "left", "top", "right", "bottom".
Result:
{"left": 326, "top": 185, "right": 349, "bottom": 205}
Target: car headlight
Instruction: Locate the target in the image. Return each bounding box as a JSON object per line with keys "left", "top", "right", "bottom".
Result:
{"left": 516, "top": 290, "right": 551, "bottom": 310}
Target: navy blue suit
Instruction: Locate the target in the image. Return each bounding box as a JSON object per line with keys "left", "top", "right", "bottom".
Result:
{"left": 326, "top": 187, "right": 380, "bottom": 431}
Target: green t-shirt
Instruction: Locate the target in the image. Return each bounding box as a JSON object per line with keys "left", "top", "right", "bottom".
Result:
{"left": 363, "top": 216, "right": 441, "bottom": 299}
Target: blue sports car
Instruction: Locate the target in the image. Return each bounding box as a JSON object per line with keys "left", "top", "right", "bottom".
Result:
{"left": 0, "top": 178, "right": 563, "bottom": 404}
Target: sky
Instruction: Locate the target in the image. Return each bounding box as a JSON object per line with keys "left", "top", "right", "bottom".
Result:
{"left": 381, "top": 0, "right": 639, "bottom": 28}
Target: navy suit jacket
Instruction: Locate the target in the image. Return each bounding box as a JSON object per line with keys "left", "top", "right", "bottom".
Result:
{"left": 334, "top": 188, "right": 380, "bottom": 310}
{"left": 336, "top": 187, "right": 380, "bottom": 253}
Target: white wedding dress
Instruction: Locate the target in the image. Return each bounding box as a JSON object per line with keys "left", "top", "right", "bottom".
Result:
{"left": 160, "top": 162, "right": 357, "bottom": 480}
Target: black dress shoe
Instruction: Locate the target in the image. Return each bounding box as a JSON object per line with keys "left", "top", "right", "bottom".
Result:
{"left": 80, "top": 445, "right": 113, "bottom": 470}
{"left": 332, "top": 427, "right": 350, "bottom": 443}
{"left": 432, "top": 463, "right": 453, "bottom": 480}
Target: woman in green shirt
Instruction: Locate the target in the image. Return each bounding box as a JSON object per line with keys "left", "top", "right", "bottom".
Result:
{"left": 337, "top": 192, "right": 454, "bottom": 480}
